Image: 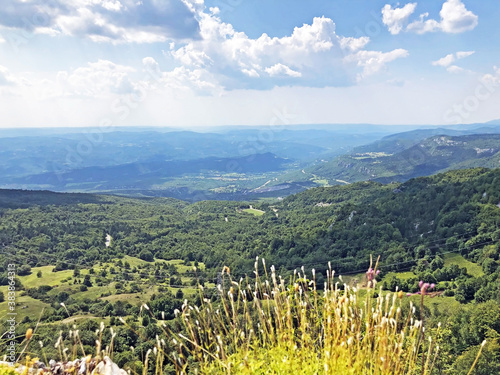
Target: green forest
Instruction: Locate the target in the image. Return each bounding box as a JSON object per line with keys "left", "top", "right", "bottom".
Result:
{"left": 1, "top": 167, "right": 499, "bottom": 374}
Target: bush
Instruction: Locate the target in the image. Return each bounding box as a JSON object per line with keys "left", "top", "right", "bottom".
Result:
{"left": 139, "top": 250, "right": 154, "bottom": 262}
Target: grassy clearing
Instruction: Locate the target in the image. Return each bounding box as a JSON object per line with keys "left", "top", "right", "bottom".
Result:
{"left": 341, "top": 272, "right": 365, "bottom": 286}
{"left": 166, "top": 259, "right": 206, "bottom": 272}
{"left": 0, "top": 292, "right": 49, "bottom": 320}
{"left": 312, "top": 178, "right": 329, "bottom": 187}
{"left": 59, "top": 314, "right": 98, "bottom": 324}
{"left": 102, "top": 290, "right": 154, "bottom": 304}
{"left": 20, "top": 266, "right": 78, "bottom": 288}
{"left": 3, "top": 255, "right": 202, "bottom": 322}
{"left": 74, "top": 285, "right": 115, "bottom": 301}
{"left": 426, "top": 295, "right": 461, "bottom": 314}
{"left": 443, "top": 253, "right": 484, "bottom": 277}
{"left": 242, "top": 208, "right": 265, "bottom": 216}
{"left": 118, "top": 255, "right": 165, "bottom": 267}
{"left": 381, "top": 271, "right": 416, "bottom": 281}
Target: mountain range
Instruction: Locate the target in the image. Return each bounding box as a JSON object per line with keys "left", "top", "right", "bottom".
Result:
{"left": 2, "top": 122, "right": 500, "bottom": 200}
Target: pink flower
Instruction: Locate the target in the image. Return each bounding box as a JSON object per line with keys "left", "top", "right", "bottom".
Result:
{"left": 406, "top": 281, "right": 436, "bottom": 297}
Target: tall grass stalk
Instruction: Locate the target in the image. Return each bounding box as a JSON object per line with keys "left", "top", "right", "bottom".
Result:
{"left": 169, "top": 258, "right": 439, "bottom": 374}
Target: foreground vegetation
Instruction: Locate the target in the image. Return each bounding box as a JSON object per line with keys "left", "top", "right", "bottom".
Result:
{"left": 5, "top": 260, "right": 494, "bottom": 375}
{"left": 172, "top": 259, "right": 446, "bottom": 374}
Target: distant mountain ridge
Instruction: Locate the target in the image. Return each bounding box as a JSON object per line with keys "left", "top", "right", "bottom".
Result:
{"left": 311, "top": 133, "right": 500, "bottom": 184}
{"left": 2, "top": 122, "right": 500, "bottom": 200}
{"left": 7, "top": 152, "right": 288, "bottom": 189}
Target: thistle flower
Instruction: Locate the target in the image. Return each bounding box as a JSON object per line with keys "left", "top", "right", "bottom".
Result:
{"left": 366, "top": 267, "right": 380, "bottom": 288}
{"left": 407, "top": 281, "right": 436, "bottom": 296}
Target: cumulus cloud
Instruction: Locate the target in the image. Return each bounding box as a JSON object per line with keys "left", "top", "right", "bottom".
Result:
{"left": 345, "top": 49, "right": 409, "bottom": 81}
{"left": 1, "top": 1, "right": 410, "bottom": 97}
{"left": 481, "top": 66, "right": 500, "bottom": 86}
{"left": 382, "top": 3, "right": 417, "bottom": 35}
{"left": 432, "top": 50, "right": 474, "bottom": 72}
{"left": 56, "top": 60, "right": 139, "bottom": 98}
{"left": 0, "top": 0, "right": 200, "bottom": 44}
{"left": 432, "top": 54, "right": 454, "bottom": 67}
{"left": 446, "top": 65, "right": 464, "bottom": 74}
{"left": 0, "top": 65, "right": 16, "bottom": 86}
{"left": 456, "top": 51, "right": 475, "bottom": 59}
{"left": 406, "top": 0, "right": 478, "bottom": 34}
{"left": 162, "top": 11, "right": 407, "bottom": 90}
{"left": 141, "top": 57, "right": 221, "bottom": 95}
{"left": 265, "top": 64, "right": 302, "bottom": 78}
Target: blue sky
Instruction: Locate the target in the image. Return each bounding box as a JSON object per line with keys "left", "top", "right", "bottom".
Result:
{"left": 0, "top": 0, "right": 499, "bottom": 128}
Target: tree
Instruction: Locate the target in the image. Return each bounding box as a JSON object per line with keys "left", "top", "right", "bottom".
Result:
{"left": 430, "top": 255, "right": 444, "bottom": 271}
{"left": 57, "top": 291, "right": 70, "bottom": 303}
{"left": 175, "top": 289, "right": 184, "bottom": 299}
{"left": 139, "top": 250, "right": 154, "bottom": 262}
{"left": 83, "top": 274, "right": 92, "bottom": 287}
{"left": 37, "top": 270, "right": 42, "bottom": 278}
{"left": 149, "top": 295, "right": 182, "bottom": 320}
{"left": 455, "top": 279, "right": 478, "bottom": 303}
{"left": 18, "top": 264, "right": 31, "bottom": 276}
{"left": 482, "top": 258, "right": 498, "bottom": 275}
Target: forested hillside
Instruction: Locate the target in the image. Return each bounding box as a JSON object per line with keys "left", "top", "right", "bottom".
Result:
{"left": 311, "top": 134, "right": 500, "bottom": 184}
{"left": 1, "top": 168, "right": 499, "bottom": 291}
{"left": 1, "top": 167, "right": 499, "bottom": 373}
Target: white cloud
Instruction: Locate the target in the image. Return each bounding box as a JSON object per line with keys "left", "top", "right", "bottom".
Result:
{"left": 406, "top": 12, "right": 441, "bottom": 34}
{"left": 432, "top": 50, "right": 474, "bottom": 72}
{"left": 446, "top": 65, "right": 464, "bottom": 73}
{"left": 0, "top": 0, "right": 200, "bottom": 44}
{"left": 0, "top": 66, "right": 16, "bottom": 86}
{"left": 265, "top": 64, "right": 302, "bottom": 78}
{"left": 141, "top": 57, "right": 221, "bottom": 95}
{"left": 481, "top": 66, "right": 500, "bottom": 86}
{"left": 56, "top": 60, "right": 138, "bottom": 98}
{"left": 165, "top": 11, "right": 406, "bottom": 90}
{"left": 382, "top": 3, "right": 417, "bottom": 35}
{"left": 407, "top": 0, "right": 478, "bottom": 34}
{"left": 0, "top": 2, "right": 411, "bottom": 105}
{"left": 241, "top": 69, "right": 260, "bottom": 78}
{"left": 339, "top": 36, "right": 370, "bottom": 52}
{"left": 456, "top": 51, "right": 475, "bottom": 59}
{"left": 440, "top": 0, "right": 478, "bottom": 33}
{"left": 171, "top": 44, "right": 213, "bottom": 67}
{"left": 99, "top": 0, "right": 124, "bottom": 12}
{"left": 432, "top": 53, "right": 456, "bottom": 67}
{"left": 345, "top": 49, "right": 409, "bottom": 81}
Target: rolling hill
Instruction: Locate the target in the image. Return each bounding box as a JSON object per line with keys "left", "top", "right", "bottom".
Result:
{"left": 310, "top": 134, "right": 500, "bottom": 184}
